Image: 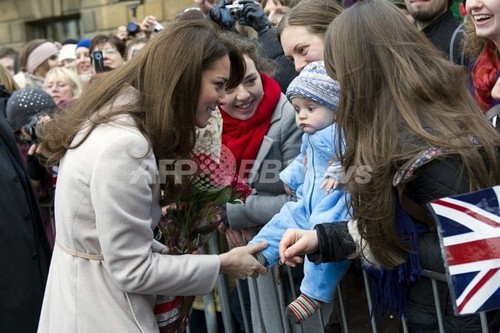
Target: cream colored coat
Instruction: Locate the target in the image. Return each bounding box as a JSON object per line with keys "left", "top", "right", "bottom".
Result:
{"left": 38, "top": 92, "right": 220, "bottom": 332}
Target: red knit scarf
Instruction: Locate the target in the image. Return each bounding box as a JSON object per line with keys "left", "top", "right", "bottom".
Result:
{"left": 220, "top": 73, "right": 281, "bottom": 177}
{"left": 471, "top": 42, "right": 500, "bottom": 112}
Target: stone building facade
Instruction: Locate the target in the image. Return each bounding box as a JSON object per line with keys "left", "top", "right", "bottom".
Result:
{"left": 0, "top": 0, "right": 195, "bottom": 50}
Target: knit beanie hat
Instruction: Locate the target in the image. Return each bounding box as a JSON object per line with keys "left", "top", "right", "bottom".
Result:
{"left": 286, "top": 61, "right": 340, "bottom": 111}
{"left": 59, "top": 44, "right": 77, "bottom": 62}
{"left": 76, "top": 38, "right": 91, "bottom": 50}
{"left": 6, "top": 88, "right": 56, "bottom": 131}
{"left": 26, "top": 42, "right": 59, "bottom": 74}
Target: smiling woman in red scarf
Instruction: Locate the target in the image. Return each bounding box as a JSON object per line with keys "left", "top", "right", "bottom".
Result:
{"left": 207, "top": 32, "right": 302, "bottom": 333}
{"left": 220, "top": 72, "right": 281, "bottom": 178}
{"left": 215, "top": 31, "right": 302, "bottom": 245}
{"left": 463, "top": 1, "right": 500, "bottom": 115}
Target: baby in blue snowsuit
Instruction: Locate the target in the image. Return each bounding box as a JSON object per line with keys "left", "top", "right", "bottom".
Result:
{"left": 249, "top": 61, "right": 351, "bottom": 324}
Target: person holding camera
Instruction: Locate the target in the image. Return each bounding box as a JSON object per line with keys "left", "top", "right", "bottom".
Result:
{"left": 208, "top": 0, "right": 298, "bottom": 92}
{"left": 124, "top": 15, "right": 163, "bottom": 40}
{"left": 5, "top": 87, "right": 57, "bottom": 248}
{"left": 0, "top": 83, "right": 52, "bottom": 333}
{"left": 89, "top": 35, "right": 126, "bottom": 73}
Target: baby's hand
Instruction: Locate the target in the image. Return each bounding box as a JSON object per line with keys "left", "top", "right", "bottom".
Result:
{"left": 320, "top": 177, "right": 339, "bottom": 194}
{"left": 284, "top": 183, "right": 294, "bottom": 196}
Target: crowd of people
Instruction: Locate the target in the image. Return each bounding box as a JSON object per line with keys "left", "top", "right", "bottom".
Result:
{"left": 0, "top": 0, "right": 499, "bottom": 332}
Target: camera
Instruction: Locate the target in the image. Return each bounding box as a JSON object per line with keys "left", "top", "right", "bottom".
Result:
{"left": 23, "top": 116, "right": 39, "bottom": 144}
{"left": 92, "top": 50, "right": 105, "bottom": 73}
{"left": 153, "top": 21, "right": 164, "bottom": 32}
{"left": 219, "top": 2, "right": 244, "bottom": 25}
{"left": 226, "top": 3, "right": 244, "bottom": 20}
{"left": 127, "top": 22, "right": 141, "bottom": 38}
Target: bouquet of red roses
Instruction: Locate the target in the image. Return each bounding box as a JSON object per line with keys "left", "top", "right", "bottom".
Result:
{"left": 155, "top": 111, "right": 251, "bottom": 333}
{"left": 158, "top": 146, "right": 251, "bottom": 255}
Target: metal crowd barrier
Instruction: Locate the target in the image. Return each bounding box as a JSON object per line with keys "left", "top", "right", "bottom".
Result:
{"left": 191, "top": 233, "right": 492, "bottom": 333}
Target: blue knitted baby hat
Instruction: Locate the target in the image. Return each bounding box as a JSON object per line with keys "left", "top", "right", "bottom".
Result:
{"left": 286, "top": 61, "right": 340, "bottom": 111}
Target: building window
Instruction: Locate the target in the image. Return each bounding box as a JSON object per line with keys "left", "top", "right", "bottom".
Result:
{"left": 26, "top": 15, "right": 81, "bottom": 42}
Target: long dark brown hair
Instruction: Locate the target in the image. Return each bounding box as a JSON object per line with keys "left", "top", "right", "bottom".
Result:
{"left": 324, "top": 0, "right": 500, "bottom": 268}
{"left": 39, "top": 20, "right": 245, "bottom": 201}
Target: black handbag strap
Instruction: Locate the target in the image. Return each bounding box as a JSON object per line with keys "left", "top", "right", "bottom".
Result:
{"left": 396, "top": 184, "right": 434, "bottom": 227}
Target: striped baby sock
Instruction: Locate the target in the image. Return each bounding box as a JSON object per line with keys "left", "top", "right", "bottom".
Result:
{"left": 286, "top": 294, "right": 322, "bottom": 324}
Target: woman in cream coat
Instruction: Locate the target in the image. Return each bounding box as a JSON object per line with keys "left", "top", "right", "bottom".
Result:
{"left": 37, "top": 20, "right": 267, "bottom": 333}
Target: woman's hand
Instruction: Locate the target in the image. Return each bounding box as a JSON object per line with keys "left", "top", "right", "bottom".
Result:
{"left": 219, "top": 242, "right": 268, "bottom": 279}
{"left": 283, "top": 183, "right": 294, "bottom": 196}
{"left": 278, "top": 229, "right": 319, "bottom": 267}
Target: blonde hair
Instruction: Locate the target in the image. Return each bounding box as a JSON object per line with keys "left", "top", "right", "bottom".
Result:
{"left": 44, "top": 67, "right": 84, "bottom": 99}
{"left": 0, "top": 65, "right": 20, "bottom": 93}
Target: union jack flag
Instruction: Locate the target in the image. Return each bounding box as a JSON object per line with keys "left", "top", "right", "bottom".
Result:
{"left": 428, "top": 185, "right": 500, "bottom": 315}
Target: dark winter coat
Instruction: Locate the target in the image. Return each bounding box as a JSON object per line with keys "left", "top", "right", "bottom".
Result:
{"left": 422, "top": 10, "right": 463, "bottom": 64}
{"left": 310, "top": 155, "right": 500, "bottom": 332}
{"left": 0, "top": 113, "right": 51, "bottom": 333}
{"left": 258, "top": 28, "right": 298, "bottom": 93}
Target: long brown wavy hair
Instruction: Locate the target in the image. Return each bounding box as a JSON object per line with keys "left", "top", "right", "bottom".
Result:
{"left": 324, "top": 0, "right": 500, "bottom": 268}
{"left": 38, "top": 20, "right": 245, "bottom": 202}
